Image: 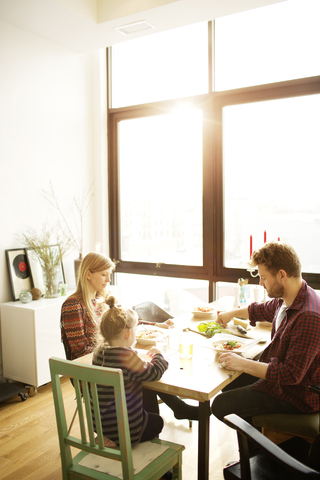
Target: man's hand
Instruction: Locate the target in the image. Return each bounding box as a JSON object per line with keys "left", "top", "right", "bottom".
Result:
{"left": 219, "top": 352, "right": 247, "bottom": 371}
{"left": 219, "top": 352, "right": 268, "bottom": 379}
{"left": 217, "top": 307, "right": 249, "bottom": 327}
{"left": 217, "top": 311, "right": 234, "bottom": 328}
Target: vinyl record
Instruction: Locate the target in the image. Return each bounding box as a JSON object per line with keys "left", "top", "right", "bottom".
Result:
{"left": 13, "top": 254, "right": 30, "bottom": 279}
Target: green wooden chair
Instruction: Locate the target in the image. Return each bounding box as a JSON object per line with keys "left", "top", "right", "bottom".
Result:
{"left": 49, "top": 357, "right": 185, "bottom": 480}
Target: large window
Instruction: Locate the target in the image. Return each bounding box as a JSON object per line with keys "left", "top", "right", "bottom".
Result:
{"left": 223, "top": 93, "right": 320, "bottom": 274}
{"left": 116, "top": 274, "right": 209, "bottom": 316}
{"left": 111, "top": 22, "right": 208, "bottom": 107}
{"left": 108, "top": 0, "right": 320, "bottom": 308}
{"left": 118, "top": 110, "right": 203, "bottom": 266}
{"left": 215, "top": 0, "right": 320, "bottom": 91}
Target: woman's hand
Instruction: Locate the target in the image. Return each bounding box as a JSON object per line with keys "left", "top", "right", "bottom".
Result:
{"left": 155, "top": 319, "right": 174, "bottom": 329}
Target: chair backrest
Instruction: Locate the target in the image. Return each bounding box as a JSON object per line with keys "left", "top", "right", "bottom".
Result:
{"left": 61, "top": 328, "right": 72, "bottom": 360}
{"left": 133, "top": 301, "right": 173, "bottom": 323}
{"left": 49, "top": 357, "right": 135, "bottom": 479}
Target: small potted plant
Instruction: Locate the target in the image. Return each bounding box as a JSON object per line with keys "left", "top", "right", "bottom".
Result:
{"left": 19, "top": 223, "right": 72, "bottom": 298}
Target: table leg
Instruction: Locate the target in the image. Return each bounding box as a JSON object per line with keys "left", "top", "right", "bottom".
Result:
{"left": 198, "top": 400, "right": 210, "bottom": 480}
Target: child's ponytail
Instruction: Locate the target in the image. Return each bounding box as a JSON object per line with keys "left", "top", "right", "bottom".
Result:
{"left": 95, "top": 297, "right": 138, "bottom": 349}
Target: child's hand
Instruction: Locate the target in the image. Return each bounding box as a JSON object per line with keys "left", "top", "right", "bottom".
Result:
{"left": 147, "top": 347, "right": 161, "bottom": 357}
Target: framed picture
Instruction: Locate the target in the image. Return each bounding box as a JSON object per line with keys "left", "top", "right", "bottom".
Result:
{"left": 5, "top": 248, "right": 33, "bottom": 301}
{"left": 26, "top": 245, "right": 65, "bottom": 295}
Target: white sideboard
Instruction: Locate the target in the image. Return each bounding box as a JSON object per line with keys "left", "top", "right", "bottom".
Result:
{"left": 0, "top": 294, "right": 70, "bottom": 387}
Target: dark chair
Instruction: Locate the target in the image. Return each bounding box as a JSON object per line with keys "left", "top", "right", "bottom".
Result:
{"left": 61, "top": 326, "right": 73, "bottom": 361}
{"left": 252, "top": 385, "right": 320, "bottom": 444}
{"left": 223, "top": 413, "right": 320, "bottom": 480}
{"left": 133, "top": 301, "right": 173, "bottom": 324}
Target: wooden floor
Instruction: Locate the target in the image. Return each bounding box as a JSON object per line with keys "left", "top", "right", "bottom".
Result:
{"left": 0, "top": 377, "right": 239, "bottom": 480}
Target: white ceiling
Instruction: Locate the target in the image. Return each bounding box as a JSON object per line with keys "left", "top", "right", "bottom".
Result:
{"left": 0, "top": 0, "right": 286, "bottom": 52}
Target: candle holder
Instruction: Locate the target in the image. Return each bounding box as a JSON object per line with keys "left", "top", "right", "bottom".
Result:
{"left": 247, "top": 265, "right": 268, "bottom": 301}
{"left": 247, "top": 266, "right": 259, "bottom": 278}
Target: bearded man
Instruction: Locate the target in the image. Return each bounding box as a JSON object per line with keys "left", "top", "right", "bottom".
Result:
{"left": 211, "top": 241, "right": 320, "bottom": 425}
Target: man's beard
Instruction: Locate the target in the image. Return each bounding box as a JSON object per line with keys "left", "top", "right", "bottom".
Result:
{"left": 267, "top": 280, "right": 284, "bottom": 299}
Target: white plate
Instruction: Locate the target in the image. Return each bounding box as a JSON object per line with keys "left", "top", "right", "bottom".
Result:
{"left": 191, "top": 308, "right": 215, "bottom": 319}
{"left": 212, "top": 339, "right": 246, "bottom": 354}
{"left": 135, "top": 329, "right": 164, "bottom": 345}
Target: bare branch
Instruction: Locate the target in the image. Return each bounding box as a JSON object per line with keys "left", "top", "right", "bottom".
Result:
{"left": 39, "top": 181, "right": 94, "bottom": 256}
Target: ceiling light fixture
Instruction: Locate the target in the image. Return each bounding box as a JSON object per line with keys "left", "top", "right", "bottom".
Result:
{"left": 115, "top": 21, "right": 155, "bottom": 36}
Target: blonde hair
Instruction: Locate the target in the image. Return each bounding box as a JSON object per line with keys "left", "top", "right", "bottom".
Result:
{"left": 95, "top": 295, "right": 138, "bottom": 348}
{"left": 74, "top": 252, "right": 115, "bottom": 321}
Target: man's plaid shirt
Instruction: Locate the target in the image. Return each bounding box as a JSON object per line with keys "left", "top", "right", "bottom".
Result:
{"left": 248, "top": 280, "right": 320, "bottom": 413}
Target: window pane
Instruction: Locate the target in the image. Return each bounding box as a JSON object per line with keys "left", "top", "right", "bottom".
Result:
{"left": 223, "top": 94, "right": 320, "bottom": 274}
{"left": 115, "top": 273, "right": 208, "bottom": 316}
{"left": 216, "top": 282, "right": 264, "bottom": 305}
{"left": 111, "top": 22, "right": 208, "bottom": 107}
{"left": 118, "top": 109, "right": 203, "bottom": 265}
{"left": 215, "top": 0, "right": 320, "bottom": 91}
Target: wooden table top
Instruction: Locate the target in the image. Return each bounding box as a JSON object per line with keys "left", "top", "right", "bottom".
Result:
{"left": 75, "top": 308, "right": 271, "bottom": 403}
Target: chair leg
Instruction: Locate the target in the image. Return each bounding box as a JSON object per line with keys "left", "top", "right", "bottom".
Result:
{"left": 68, "top": 405, "right": 78, "bottom": 434}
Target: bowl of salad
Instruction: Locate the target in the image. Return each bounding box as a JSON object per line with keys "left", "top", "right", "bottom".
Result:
{"left": 213, "top": 339, "right": 245, "bottom": 354}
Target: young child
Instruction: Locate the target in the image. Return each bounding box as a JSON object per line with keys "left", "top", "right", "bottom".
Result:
{"left": 91, "top": 295, "right": 168, "bottom": 446}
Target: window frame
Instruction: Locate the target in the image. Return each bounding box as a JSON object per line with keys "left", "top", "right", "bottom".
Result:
{"left": 107, "top": 32, "right": 320, "bottom": 298}
{"left": 108, "top": 97, "right": 216, "bottom": 276}
{"left": 212, "top": 75, "right": 320, "bottom": 290}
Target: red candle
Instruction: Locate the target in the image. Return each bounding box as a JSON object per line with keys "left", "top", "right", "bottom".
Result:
{"left": 264, "top": 231, "right": 267, "bottom": 243}
{"left": 250, "top": 235, "right": 253, "bottom": 257}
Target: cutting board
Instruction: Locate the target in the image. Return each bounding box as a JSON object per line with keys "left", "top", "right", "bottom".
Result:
{"left": 223, "top": 325, "right": 267, "bottom": 343}
{"left": 223, "top": 325, "right": 256, "bottom": 339}
{"left": 185, "top": 326, "right": 267, "bottom": 343}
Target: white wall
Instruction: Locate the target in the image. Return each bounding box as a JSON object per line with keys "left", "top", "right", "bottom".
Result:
{"left": 0, "top": 20, "right": 108, "bottom": 377}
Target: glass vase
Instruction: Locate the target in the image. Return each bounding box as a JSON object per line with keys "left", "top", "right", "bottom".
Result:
{"left": 19, "top": 289, "right": 33, "bottom": 303}
{"left": 239, "top": 285, "right": 248, "bottom": 303}
{"left": 42, "top": 266, "right": 60, "bottom": 298}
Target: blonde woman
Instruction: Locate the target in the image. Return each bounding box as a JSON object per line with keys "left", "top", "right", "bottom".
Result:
{"left": 61, "top": 252, "right": 198, "bottom": 422}
{"left": 60, "top": 252, "right": 115, "bottom": 360}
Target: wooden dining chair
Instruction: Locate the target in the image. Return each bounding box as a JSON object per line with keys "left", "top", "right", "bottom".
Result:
{"left": 49, "top": 357, "right": 185, "bottom": 480}
{"left": 252, "top": 385, "right": 320, "bottom": 444}
{"left": 223, "top": 413, "right": 320, "bottom": 480}
{"left": 61, "top": 327, "right": 78, "bottom": 433}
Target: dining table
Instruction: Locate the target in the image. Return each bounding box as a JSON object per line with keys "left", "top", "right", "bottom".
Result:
{"left": 74, "top": 299, "right": 271, "bottom": 480}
